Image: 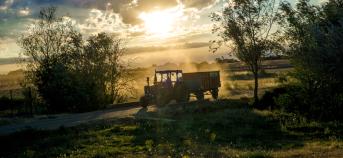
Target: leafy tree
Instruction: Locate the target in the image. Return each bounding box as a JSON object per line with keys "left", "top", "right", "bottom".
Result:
{"left": 81, "top": 33, "right": 134, "bottom": 104}
{"left": 278, "top": 0, "right": 343, "bottom": 120}
{"left": 18, "top": 7, "right": 82, "bottom": 112}
{"left": 18, "top": 7, "right": 132, "bottom": 113}
{"left": 211, "top": 0, "right": 280, "bottom": 104}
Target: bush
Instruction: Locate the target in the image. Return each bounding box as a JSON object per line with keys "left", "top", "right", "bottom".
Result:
{"left": 0, "top": 96, "right": 11, "bottom": 111}
{"left": 259, "top": 84, "right": 343, "bottom": 121}
{"left": 0, "top": 96, "right": 25, "bottom": 112}
{"left": 257, "top": 87, "right": 287, "bottom": 110}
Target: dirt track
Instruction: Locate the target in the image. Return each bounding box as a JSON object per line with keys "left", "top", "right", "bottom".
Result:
{"left": 0, "top": 105, "right": 144, "bottom": 135}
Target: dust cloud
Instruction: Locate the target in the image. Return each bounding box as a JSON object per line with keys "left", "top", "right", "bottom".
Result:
{"left": 129, "top": 60, "right": 231, "bottom": 101}
{"left": 0, "top": 64, "right": 23, "bottom": 75}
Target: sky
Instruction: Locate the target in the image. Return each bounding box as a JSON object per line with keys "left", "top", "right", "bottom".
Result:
{"left": 0, "top": 0, "right": 323, "bottom": 67}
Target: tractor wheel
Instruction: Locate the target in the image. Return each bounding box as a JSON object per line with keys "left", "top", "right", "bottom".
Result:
{"left": 195, "top": 91, "right": 204, "bottom": 101}
{"left": 177, "top": 93, "right": 189, "bottom": 103}
{"left": 211, "top": 89, "right": 219, "bottom": 100}
{"left": 156, "top": 89, "right": 170, "bottom": 106}
{"left": 140, "top": 96, "right": 149, "bottom": 108}
{"left": 175, "top": 85, "right": 189, "bottom": 103}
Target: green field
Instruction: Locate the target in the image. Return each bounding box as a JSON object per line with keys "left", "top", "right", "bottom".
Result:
{"left": 1, "top": 100, "right": 342, "bottom": 158}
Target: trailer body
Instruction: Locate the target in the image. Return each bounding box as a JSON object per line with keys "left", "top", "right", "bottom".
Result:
{"left": 183, "top": 71, "right": 221, "bottom": 92}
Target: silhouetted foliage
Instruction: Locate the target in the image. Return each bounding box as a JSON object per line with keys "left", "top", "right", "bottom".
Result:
{"left": 18, "top": 7, "right": 133, "bottom": 113}
{"left": 211, "top": 0, "right": 281, "bottom": 105}
{"left": 272, "top": 0, "right": 343, "bottom": 121}
{"left": 257, "top": 87, "right": 287, "bottom": 110}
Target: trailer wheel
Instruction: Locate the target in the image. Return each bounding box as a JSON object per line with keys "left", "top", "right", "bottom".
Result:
{"left": 195, "top": 91, "right": 204, "bottom": 101}
{"left": 211, "top": 89, "right": 219, "bottom": 99}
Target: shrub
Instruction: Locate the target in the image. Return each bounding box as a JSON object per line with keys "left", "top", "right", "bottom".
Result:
{"left": 259, "top": 84, "right": 343, "bottom": 121}
{"left": 257, "top": 87, "right": 287, "bottom": 110}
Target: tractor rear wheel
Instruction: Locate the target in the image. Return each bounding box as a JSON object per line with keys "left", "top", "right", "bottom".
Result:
{"left": 156, "top": 89, "right": 171, "bottom": 106}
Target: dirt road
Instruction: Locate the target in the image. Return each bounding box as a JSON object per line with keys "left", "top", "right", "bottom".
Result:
{"left": 0, "top": 105, "right": 144, "bottom": 135}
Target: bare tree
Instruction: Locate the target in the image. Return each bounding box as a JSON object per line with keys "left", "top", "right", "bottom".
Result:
{"left": 211, "top": 0, "right": 279, "bottom": 104}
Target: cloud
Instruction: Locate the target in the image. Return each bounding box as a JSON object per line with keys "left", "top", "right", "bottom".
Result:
{"left": 133, "top": 0, "right": 178, "bottom": 11}
{"left": 0, "top": 37, "right": 21, "bottom": 58}
{"left": 77, "top": 8, "right": 130, "bottom": 36}
{"left": 118, "top": 6, "right": 142, "bottom": 25}
{"left": 118, "top": 0, "right": 217, "bottom": 25}
{"left": 69, "top": 0, "right": 130, "bottom": 11}
{"left": 17, "top": 7, "right": 30, "bottom": 16}
{"left": 0, "top": 0, "right": 218, "bottom": 26}
{"left": 118, "top": 0, "right": 180, "bottom": 25}
{"left": 0, "top": 18, "right": 32, "bottom": 38}
{"left": 179, "top": 0, "right": 219, "bottom": 9}
{"left": 0, "top": 0, "right": 14, "bottom": 11}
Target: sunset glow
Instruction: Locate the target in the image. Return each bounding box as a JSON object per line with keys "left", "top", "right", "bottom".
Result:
{"left": 0, "top": 0, "right": 221, "bottom": 59}
{"left": 139, "top": 9, "right": 181, "bottom": 37}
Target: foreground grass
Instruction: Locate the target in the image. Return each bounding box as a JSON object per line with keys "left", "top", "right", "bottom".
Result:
{"left": 0, "top": 100, "right": 342, "bottom": 158}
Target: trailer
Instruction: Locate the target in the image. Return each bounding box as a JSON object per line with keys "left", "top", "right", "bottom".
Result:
{"left": 140, "top": 70, "right": 221, "bottom": 107}
{"left": 183, "top": 71, "right": 221, "bottom": 100}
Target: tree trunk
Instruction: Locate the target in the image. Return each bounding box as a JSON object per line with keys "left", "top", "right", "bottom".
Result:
{"left": 253, "top": 71, "right": 259, "bottom": 105}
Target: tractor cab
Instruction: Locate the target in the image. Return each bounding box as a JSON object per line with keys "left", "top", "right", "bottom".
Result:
{"left": 141, "top": 70, "right": 185, "bottom": 107}
{"left": 145, "top": 70, "right": 183, "bottom": 89}
{"left": 153, "top": 70, "right": 183, "bottom": 87}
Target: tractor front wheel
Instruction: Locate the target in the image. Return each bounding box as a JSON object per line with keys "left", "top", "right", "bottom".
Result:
{"left": 140, "top": 96, "right": 149, "bottom": 108}
{"left": 175, "top": 86, "right": 189, "bottom": 103}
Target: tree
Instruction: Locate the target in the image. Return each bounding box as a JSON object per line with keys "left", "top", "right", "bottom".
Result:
{"left": 211, "top": 0, "right": 280, "bottom": 104}
{"left": 18, "top": 7, "right": 83, "bottom": 112}
{"left": 82, "top": 33, "right": 135, "bottom": 104}
{"left": 278, "top": 0, "right": 343, "bottom": 120}
{"left": 18, "top": 7, "right": 133, "bottom": 113}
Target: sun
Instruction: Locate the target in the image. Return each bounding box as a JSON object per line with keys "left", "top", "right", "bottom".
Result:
{"left": 139, "top": 9, "right": 180, "bottom": 37}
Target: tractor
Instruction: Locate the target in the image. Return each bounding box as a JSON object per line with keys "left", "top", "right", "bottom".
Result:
{"left": 140, "top": 70, "right": 221, "bottom": 107}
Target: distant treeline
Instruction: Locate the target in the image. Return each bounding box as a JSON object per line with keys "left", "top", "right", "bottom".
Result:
{"left": 0, "top": 58, "right": 19, "bottom": 65}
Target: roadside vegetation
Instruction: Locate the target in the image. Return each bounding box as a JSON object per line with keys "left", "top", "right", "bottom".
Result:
{"left": 0, "top": 0, "right": 343, "bottom": 157}
{"left": 0, "top": 100, "right": 342, "bottom": 157}
{"left": 256, "top": 0, "right": 343, "bottom": 121}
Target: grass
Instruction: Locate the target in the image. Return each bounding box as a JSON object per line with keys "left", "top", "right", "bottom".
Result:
{"left": 1, "top": 60, "right": 341, "bottom": 157}
{"left": 0, "top": 99, "right": 342, "bottom": 158}
{"left": 0, "top": 119, "right": 11, "bottom": 126}
{"left": 221, "top": 67, "right": 292, "bottom": 99}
